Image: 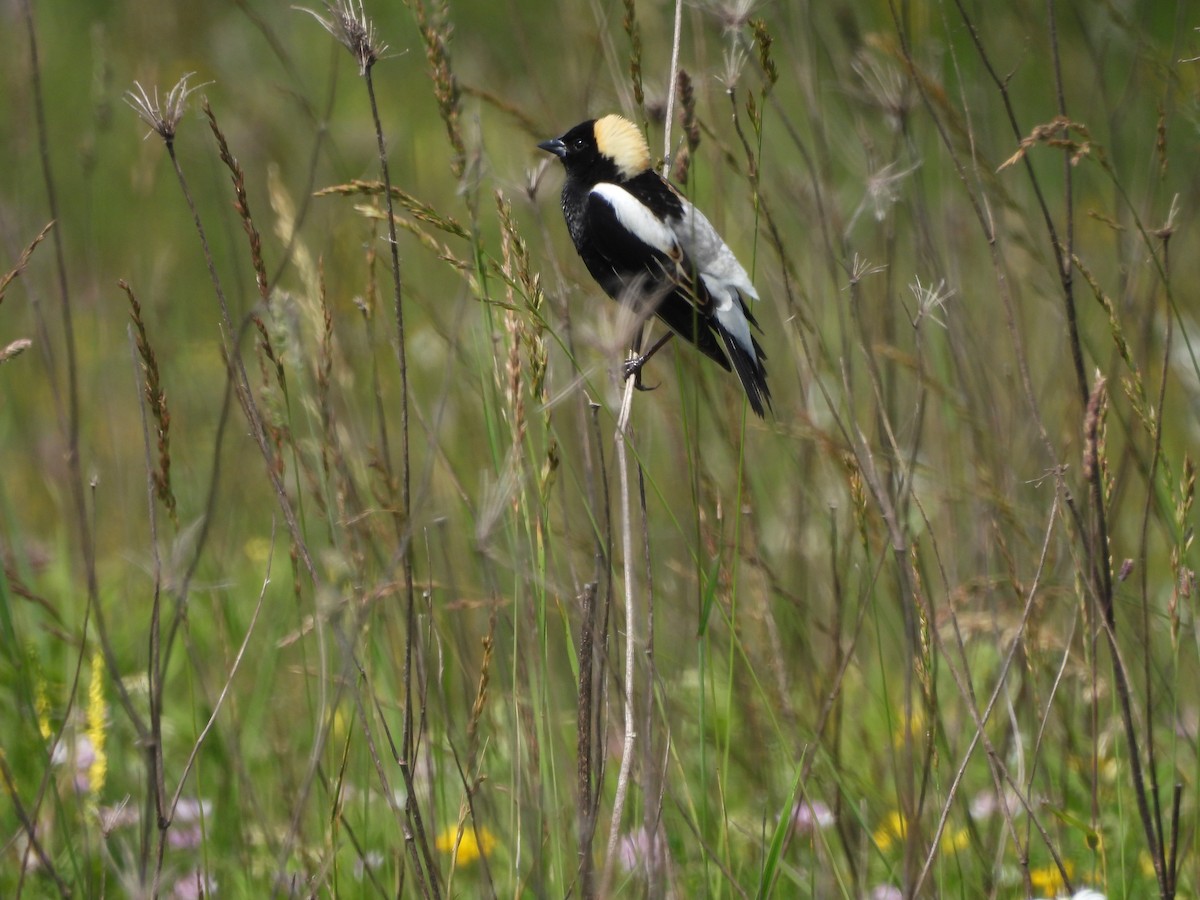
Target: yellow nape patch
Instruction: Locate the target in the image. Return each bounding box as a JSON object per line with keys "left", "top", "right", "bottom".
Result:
{"left": 595, "top": 114, "right": 651, "bottom": 179}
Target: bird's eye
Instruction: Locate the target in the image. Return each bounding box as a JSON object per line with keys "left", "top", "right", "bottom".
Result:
{"left": 572, "top": 138, "right": 587, "bottom": 150}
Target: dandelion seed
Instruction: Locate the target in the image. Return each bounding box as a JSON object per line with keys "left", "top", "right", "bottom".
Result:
{"left": 691, "top": 0, "right": 761, "bottom": 34}
{"left": 1153, "top": 193, "right": 1180, "bottom": 241}
{"left": 845, "top": 253, "right": 887, "bottom": 288}
{"left": 869, "top": 161, "right": 919, "bottom": 218}
{"left": 690, "top": 0, "right": 757, "bottom": 90}
{"left": 300, "top": 0, "right": 388, "bottom": 76}
{"left": 852, "top": 49, "right": 913, "bottom": 128}
{"left": 125, "top": 73, "right": 206, "bottom": 145}
{"left": 846, "top": 160, "right": 920, "bottom": 233}
{"left": 719, "top": 44, "right": 748, "bottom": 90}
{"left": 476, "top": 455, "right": 523, "bottom": 548}
{"left": 908, "top": 276, "right": 955, "bottom": 329}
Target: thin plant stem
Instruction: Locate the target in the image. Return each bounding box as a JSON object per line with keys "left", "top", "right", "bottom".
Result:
{"left": 912, "top": 495, "right": 1060, "bottom": 894}
{"left": 179, "top": 109, "right": 318, "bottom": 582}
{"left": 125, "top": 321, "right": 167, "bottom": 889}
{"left": 576, "top": 579, "right": 597, "bottom": 898}
{"left": 599, "top": 376, "right": 639, "bottom": 898}
{"left": 661, "top": 0, "right": 683, "bottom": 176}
{"left": 360, "top": 56, "right": 442, "bottom": 900}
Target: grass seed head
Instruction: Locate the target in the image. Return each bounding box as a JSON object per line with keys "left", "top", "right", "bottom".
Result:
{"left": 125, "top": 73, "right": 205, "bottom": 146}
{"left": 301, "top": 0, "right": 387, "bottom": 76}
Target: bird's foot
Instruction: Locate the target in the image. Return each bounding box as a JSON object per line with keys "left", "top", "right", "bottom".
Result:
{"left": 622, "top": 354, "right": 659, "bottom": 392}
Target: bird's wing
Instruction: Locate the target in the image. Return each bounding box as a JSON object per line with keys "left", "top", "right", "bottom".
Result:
{"left": 588, "top": 178, "right": 726, "bottom": 319}
{"left": 588, "top": 182, "right": 683, "bottom": 272}
{"left": 584, "top": 182, "right": 731, "bottom": 368}
{"left": 586, "top": 177, "right": 771, "bottom": 415}
{"left": 660, "top": 190, "right": 771, "bottom": 414}
{"left": 660, "top": 184, "right": 771, "bottom": 416}
{"left": 664, "top": 196, "right": 762, "bottom": 350}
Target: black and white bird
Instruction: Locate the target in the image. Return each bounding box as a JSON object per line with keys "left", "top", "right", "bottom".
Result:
{"left": 539, "top": 114, "right": 771, "bottom": 417}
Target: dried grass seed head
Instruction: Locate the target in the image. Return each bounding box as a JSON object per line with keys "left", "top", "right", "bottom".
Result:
{"left": 125, "top": 73, "right": 206, "bottom": 145}
{"left": 0, "top": 339, "right": 32, "bottom": 364}
{"left": 846, "top": 159, "right": 921, "bottom": 234}
{"left": 720, "top": 43, "right": 749, "bottom": 91}
{"left": 691, "top": 0, "right": 761, "bottom": 35}
{"left": 908, "top": 275, "right": 954, "bottom": 329}
{"left": 301, "top": 0, "right": 388, "bottom": 76}
{"left": 852, "top": 46, "right": 914, "bottom": 129}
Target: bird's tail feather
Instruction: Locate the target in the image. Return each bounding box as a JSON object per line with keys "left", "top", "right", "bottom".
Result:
{"left": 716, "top": 325, "right": 771, "bottom": 418}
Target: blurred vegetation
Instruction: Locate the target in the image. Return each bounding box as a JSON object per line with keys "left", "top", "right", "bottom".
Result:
{"left": 1, "top": 0, "right": 1198, "bottom": 896}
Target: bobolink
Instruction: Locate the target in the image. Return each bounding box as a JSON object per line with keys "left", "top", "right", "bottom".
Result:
{"left": 539, "top": 114, "right": 771, "bottom": 417}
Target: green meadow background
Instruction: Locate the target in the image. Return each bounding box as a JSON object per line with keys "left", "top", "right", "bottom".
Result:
{"left": 1, "top": 0, "right": 1197, "bottom": 896}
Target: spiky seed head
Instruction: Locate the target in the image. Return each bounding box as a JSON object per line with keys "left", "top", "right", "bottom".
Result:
{"left": 594, "top": 115, "right": 650, "bottom": 180}
{"left": 301, "top": 0, "right": 387, "bottom": 76}
{"left": 125, "top": 73, "right": 205, "bottom": 145}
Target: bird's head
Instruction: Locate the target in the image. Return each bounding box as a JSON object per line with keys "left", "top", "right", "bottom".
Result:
{"left": 539, "top": 114, "right": 651, "bottom": 184}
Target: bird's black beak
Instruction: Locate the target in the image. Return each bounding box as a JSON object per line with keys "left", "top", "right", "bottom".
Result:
{"left": 538, "top": 137, "right": 567, "bottom": 158}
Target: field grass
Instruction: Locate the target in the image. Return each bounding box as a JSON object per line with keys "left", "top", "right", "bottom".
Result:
{"left": 1, "top": 0, "right": 1198, "bottom": 896}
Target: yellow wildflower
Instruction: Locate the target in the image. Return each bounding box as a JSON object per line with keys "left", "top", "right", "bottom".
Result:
{"left": 893, "top": 710, "right": 924, "bottom": 748}
{"left": 1138, "top": 850, "right": 1156, "bottom": 878}
{"left": 873, "top": 810, "right": 907, "bottom": 851}
{"left": 1029, "top": 861, "right": 1074, "bottom": 896}
{"left": 86, "top": 650, "right": 108, "bottom": 796}
{"left": 436, "top": 824, "right": 497, "bottom": 865}
{"left": 243, "top": 536, "right": 272, "bottom": 564}
{"left": 35, "top": 675, "right": 52, "bottom": 741}
{"left": 332, "top": 708, "right": 349, "bottom": 744}
{"left": 940, "top": 826, "right": 969, "bottom": 854}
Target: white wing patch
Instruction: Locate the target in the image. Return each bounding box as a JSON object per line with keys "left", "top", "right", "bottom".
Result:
{"left": 590, "top": 183, "right": 679, "bottom": 257}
